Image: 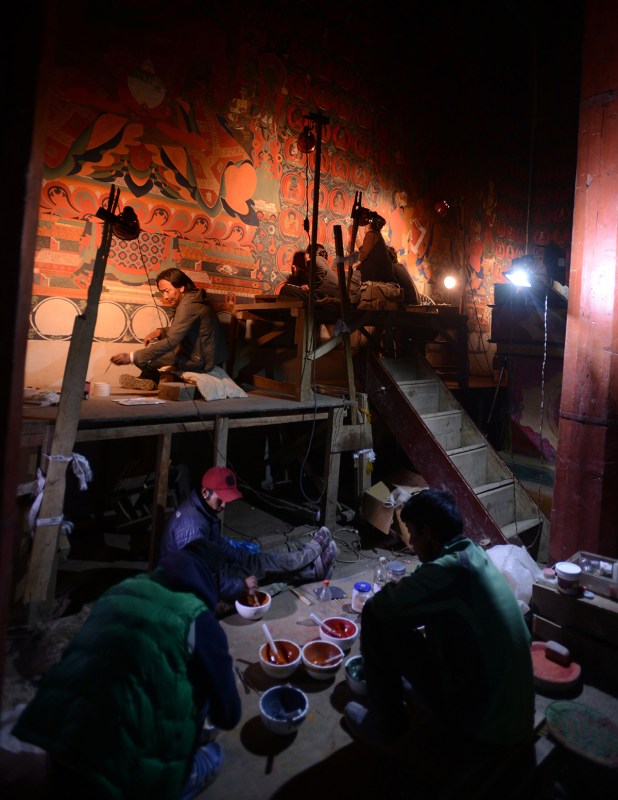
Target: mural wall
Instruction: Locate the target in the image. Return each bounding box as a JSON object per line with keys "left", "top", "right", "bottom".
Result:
{"left": 25, "top": 1, "right": 579, "bottom": 483}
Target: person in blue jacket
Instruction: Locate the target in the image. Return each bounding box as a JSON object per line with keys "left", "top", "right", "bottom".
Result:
{"left": 344, "top": 487, "right": 535, "bottom": 758}
{"left": 158, "top": 466, "right": 338, "bottom": 602}
{"left": 12, "top": 543, "right": 241, "bottom": 799}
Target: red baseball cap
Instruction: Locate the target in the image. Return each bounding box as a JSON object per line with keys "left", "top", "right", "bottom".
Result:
{"left": 201, "top": 466, "right": 242, "bottom": 502}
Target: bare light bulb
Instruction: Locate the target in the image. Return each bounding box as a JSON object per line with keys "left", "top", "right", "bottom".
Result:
{"left": 444, "top": 275, "right": 457, "bottom": 290}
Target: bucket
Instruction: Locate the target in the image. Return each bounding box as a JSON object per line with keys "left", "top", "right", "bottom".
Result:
{"left": 554, "top": 561, "right": 581, "bottom": 596}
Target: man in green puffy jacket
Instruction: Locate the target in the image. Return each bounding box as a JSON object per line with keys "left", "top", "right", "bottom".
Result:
{"left": 344, "top": 488, "right": 535, "bottom": 759}
{"left": 12, "top": 543, "right": 241, "bottom": 799}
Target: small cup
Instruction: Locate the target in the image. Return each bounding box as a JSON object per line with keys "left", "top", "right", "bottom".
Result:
{"left": 92, "top": 381, "right": 111, "bottom": 397}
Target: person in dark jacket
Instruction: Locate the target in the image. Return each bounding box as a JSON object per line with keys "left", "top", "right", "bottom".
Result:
{"left": 12, "top": 544, "right": 242, "bottom": 800}
{"left": 280, "top": 243, "right": 360, "bottom": 302}
{"left": 344, "top": 488, "right": 535, "bottom": 756}
{"left": 387, "top": 246, "right": 421, "bottom": 306}
{"left": 355, "top": 215, "right": 396, "bottom": 284}
{"left": 111, "top": 267, "right": 227, "bottom": 391}
{"left": 158, "top": 466, "right": 338, "bottom": 602}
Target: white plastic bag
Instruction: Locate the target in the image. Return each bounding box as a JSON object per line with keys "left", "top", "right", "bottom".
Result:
{"left": 486, "top": 544, "right": 544, "bottom": 614}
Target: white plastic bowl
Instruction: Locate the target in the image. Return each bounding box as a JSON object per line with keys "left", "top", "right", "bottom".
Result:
{"left": 318, "top": 616, "right": 359, "bottom": 652}
{"left": 235, "top": 590, "right": 272, "bottom": 620}
{"left": 258, "top": 639, "right": 302, "bottom": 679}
{"left": 301, "top": 640, "right": 344, "bottom": 681}
{"left": 259, "top": 684, "right": 309, "bottom": 735}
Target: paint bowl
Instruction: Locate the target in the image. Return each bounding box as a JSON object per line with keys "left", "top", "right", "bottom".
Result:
{"left": 301, "top": 640, "right": 344, "bottom": 680}
{"left": 258, "top": 639, "right": 302, "bottom": 679}
{"left": 235, "top": 590, "right": 272, "bottom": 620}
{"left": 555, "top": 562, "right": 582, "bottom": 596}
{"left": 344, "top": 654, "right": 368, "bottom": 696}
{"left": 318, "top": 616, "right": 359, "bottom": 652}
{"left": 259, "top": 684, "right": 309, "bottom": 735}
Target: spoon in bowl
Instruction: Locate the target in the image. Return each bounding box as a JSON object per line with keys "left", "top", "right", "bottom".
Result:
{"left": 262, "top": 623, "right": 284, "bottom": 664}
{"left": 310, "top": 612, "right": 339, "bottom": 637}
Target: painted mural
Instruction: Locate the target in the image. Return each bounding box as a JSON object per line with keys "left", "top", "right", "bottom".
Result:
{"left": 31, "top": 2, "right": 573, "bottom": 342}
{"left": 26, "top": 1, "right": 577, "bottom": 484}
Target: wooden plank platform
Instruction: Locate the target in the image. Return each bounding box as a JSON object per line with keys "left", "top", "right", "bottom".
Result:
{"left": 20, "top": 389, "right": 373, "bottom": 619}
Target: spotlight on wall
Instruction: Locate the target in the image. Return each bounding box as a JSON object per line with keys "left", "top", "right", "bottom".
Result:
{"left": 504, "top": 256, "right": 534, "bottom": 287}
{"left": 95, "top": 205, "right": 141, "bottom": 240}
{"left": 297, "top": 125, "right": 316, "bottom": 154}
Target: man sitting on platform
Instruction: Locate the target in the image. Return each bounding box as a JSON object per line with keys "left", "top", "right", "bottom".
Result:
{"left": 111, "top": 267, "right": 228, "bottom": 392}
{"left": 280, "top": 243, "right": 361, "bottom": 304}
{"left": 158, "top": 466, "right": 338, "bottom": 605}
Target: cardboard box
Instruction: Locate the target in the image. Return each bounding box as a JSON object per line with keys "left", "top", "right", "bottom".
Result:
{"left": 360, "top": 482, "right": 394, "bottom": 535}
{"left": 567, "top": 551, "right": 618, "bottom": 601}
{"left": 360, "top": 471, "right": 427, "bottom": 541}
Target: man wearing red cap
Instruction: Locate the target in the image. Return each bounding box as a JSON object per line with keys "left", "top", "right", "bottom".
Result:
{"left": 158, "top": 466, "right": 338, "bottom": 602}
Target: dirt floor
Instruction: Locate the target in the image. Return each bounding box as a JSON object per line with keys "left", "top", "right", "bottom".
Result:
{"left": 3, "top": 500, "right": 618, "bottom": 800}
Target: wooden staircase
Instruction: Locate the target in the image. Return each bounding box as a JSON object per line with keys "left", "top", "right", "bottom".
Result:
{"left": 364, "top": 351, "right": 549, "bottom": 557}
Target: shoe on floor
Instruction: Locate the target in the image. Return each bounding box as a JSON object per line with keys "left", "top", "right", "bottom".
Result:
{"left": 119, "top": 374, "right": 157, "bottom": 391}
{"left": 312, "top": 526, "right": 332, "bottom": 550}
{"left": 179, "top": 741, "right": 223, "bottom": 800}
{"left": 294, "top": 540, "right": 338, "bottom": 582}
{"left": 343, "top": 701, "right": 407, "bottom": 750}
{"left": 313, "top": 540, "right": 338, "bottom": 581}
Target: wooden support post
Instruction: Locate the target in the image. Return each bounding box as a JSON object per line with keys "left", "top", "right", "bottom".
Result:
{"left": 334, "top": 224, "right": 356, "bottom": 405}
{"left": 321, "top": 407, "right": 345, "bottom": 530}
{"left": 352, "top": 392, "right": 373, "bottom": 500}
{"left": 321, "top": 397, "right": 374, "bottom": 528}
{"left": 24, "top": 188, "right": 121, "bottom": 620}
{"left": 149, "top": 433, "right": 172, "bottom": 569}
{"left": 213, "top": 417, "right": 230, "bottom": 466}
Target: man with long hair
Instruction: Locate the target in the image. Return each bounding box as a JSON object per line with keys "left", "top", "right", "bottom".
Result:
{"left": 111, "top": 268, "right": 227, "bottom": 391}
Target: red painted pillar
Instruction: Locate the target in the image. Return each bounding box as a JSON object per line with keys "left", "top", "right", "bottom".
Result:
{"left": 549, "top": 0, "right": 618, "bottom": 562}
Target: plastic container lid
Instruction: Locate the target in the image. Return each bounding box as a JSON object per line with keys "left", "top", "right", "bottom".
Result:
{"left": 353, "top": 581, "right": 371, "bottom": 593}
{"left": 555, "top": 562, "right": 581, "bottom": 580}
{"left": 387, "top": 561, "right": 406, "bottom": 576}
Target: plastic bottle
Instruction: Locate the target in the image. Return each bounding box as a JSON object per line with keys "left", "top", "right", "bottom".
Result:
{"left": 315, "top": 579, "right": 332, "bottom": 602}
{"left": 373, "top": 557, "right": 388, "bottom": 594}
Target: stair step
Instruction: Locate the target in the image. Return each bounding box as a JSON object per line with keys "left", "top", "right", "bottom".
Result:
{"left": 500, "top": 518, "right": 543, "bottom": 540}
{"left": 474, "top": 478, "right": 514, "bottom": 495}
{"left": 423, "top": 410, "right": 463, "bottom": 450}
{"left": 446, "top": 442, "right": 486, "bottom": 457}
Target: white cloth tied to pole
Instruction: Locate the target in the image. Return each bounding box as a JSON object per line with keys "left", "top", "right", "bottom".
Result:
{"left": 23, "top": 453, "right": 94, "bottom": 536}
